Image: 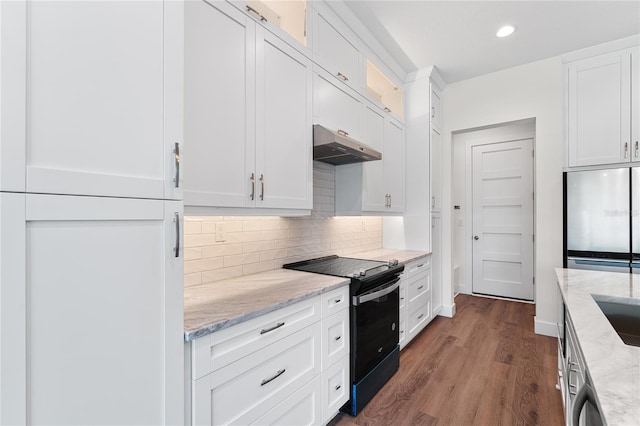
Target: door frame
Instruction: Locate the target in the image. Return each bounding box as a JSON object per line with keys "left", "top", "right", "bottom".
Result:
{"left": 460, "top": 119, "right": 536, "bottom": 301}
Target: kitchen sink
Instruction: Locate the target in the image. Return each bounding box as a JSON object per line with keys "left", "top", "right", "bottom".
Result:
{"left": 593, "top": 294, "right": 640, "bottom": 347}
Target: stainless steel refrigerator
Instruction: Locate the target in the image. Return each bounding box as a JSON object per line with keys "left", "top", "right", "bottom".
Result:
{"left": 564, "top": 167, "right": 640, "bottom": 273}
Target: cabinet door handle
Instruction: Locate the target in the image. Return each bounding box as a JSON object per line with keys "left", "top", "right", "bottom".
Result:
{"left": 173, "top": 143, "right": 180, "bottom": 188}
{"left": 260, "top": 368, "right": 286, "bottom": 386}
{"left": 250, "top": 173, "right": 255, "bottom": 200}
{"left": 635, "top": 141, "right": 639, "bottom": 159}
{"left": 173, "top": 212, "right": 180, "bottom": 258}
{"left": 260, "top": 174, "right": 265, "bottom": 201}
{"left": 389, "top": 194, "right": 392, "bottom": 208}
{"left": 432, "top": 196, "right": 435, "bottom": 208}
{"left": 384, "top": 107, "right": 391, "bottom": 113}
{"left": 335, "top": 385, "right": 341, "bottom": 391}
{"left": 417, "top": 313, "right": 424, "bottom": 320}
{"left": 337, "top": 129, "right": 349, "bottom": 137}
{"left": 334, "top": 299, "right": 341, "bottom": 304}
{"left": 337, "top": 72, "right": 349, "bottom": 81}
{"left": 625, "top": 142, "right": 629, "bottom": 159}
{"left": 246, "top": 5, "right": 266, "bottom": 22}
{"left": 260, "top": 321, "right": 285, "bottom": 335}
{"left": 418, "top": 285, "right": 424, "bottom": 290}
{"left": 334, "top": 335, "right": 341, "bottom": 341}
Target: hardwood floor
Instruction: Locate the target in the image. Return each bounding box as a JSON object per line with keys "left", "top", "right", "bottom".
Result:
{"left": 330, "top": 294, "right": 564, "bottom": 426}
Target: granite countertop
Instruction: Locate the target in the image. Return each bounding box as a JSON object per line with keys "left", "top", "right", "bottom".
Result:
{"left": 350, "top": 248, "right": 430, "bottom": 265}
{"left": 184, "top": 249, "right": 430, "bottom": 342}
{"left": 555, "top": 268, "right": 640, "bottom": 425}
{"left": 184, "top": 269, "right": 349, "bottom": 341}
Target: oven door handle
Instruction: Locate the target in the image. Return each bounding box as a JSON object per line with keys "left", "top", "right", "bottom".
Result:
{"left": 353, "top": 278, "right": 400, "bottom": 306}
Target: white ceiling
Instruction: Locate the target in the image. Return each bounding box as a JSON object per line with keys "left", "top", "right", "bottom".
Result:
{"left": 343, "top": 1, "right": 640, "bottom": 83}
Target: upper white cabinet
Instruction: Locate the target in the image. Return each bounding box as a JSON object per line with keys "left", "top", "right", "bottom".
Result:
{"left": 335, "top": 101, "right": 405, "bottom": 215}
{"left": 0, "top": 1, "right": 183, "bottom": 200}
{"left": 312, "top": 9, "right": 361, "bottom": 91}
{"left": 0, "top": 193, "right": 184, "bottom": 425}
{"left": 313, "top": 67, "right": 363, "bottom": 141}
{"left": 184, "top": 0, "right": 312, "bottom": 212}
{"left": 566, "top": 46, "right": 639, "bottom": 167}
{"left": 366, "top": 60, "right": 404, "bottom": 119}
{"left": 238, "top": 0, "right": 308, "bottom": 50}
{"left": 430, "top": 125, "right": 442, "bottom": 213}
{"left": 632, "top": 49, "right": 639, "bottom": 160}
{"left": 430, "top": 84, "right": 442, "bottom": 130}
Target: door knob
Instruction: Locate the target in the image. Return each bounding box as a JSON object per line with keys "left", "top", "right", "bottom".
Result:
{"left": 474, "top": 235, "right": 479, "bottom": 240}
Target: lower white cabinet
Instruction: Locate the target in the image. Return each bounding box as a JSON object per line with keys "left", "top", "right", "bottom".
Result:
{"left": 0, "top": 193, "right": 184, "bottom": 425}
{"left": 399, "top": 257, "right": 434, "bottom": 349}
{"left": 187, "top": 285, "right": 350, "bottom": 425}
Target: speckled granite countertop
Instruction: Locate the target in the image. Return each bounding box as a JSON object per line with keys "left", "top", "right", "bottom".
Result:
{"left": 350, "top": 249, "right": 430, "bottom": 265}
{"left": 555, "top": 268, "right": 640, "bottom": 425}
{"left": 184, "top": 249, "right": 430, "bottom": 342}
{"left": 184, "top": 269, "right": 349, "bottom": 341}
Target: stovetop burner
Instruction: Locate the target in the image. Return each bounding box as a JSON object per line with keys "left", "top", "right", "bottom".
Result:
{"left": 283, "top": 255, "right": 402, "bottom": 280}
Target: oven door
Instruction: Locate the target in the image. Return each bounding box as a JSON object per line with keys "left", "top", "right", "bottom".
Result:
{"left": 352, "top": 277, "right": 400, "bottom": 382}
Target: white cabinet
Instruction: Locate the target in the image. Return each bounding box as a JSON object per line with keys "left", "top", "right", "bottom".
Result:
{"left": 566, "top": 47, "right": 639, "bottom": 167}
{"left": 430, "top": 84, "right": 442, "bottom": 130}
{"left": 632, "top": 50, "right": 640, "bottom": 162}
{"left": 313, "top": 68, "right": 363, "bottom": 141}
{"left": 398, "top": 257, "right": 433, "bottom": 349}
{"left": 432, "top": 215, "right": 443, "bottom": 314}
{"left": 430, "top": 125, "right": 442, "bottom": 213}
{"left": 0, "top": 194, "right": 184, "bottom": 425}
{"left": 335, "top": 103, "right": 405, "bottom": 215}
{"left": 187, "top": 285, "right": 350, "bottom": 426}
{"left": 184, "top": 0, "right": 312, "bottom": 212}
{"left": 312, "top": 9, "right": 360, "bottom": 91}
{"left": 0, "top": 1, "right": 183, "bottom": 200}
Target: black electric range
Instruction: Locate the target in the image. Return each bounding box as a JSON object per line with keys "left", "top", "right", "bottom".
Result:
{"left": 283, "top": 255, "right": 404, "bottom": 416}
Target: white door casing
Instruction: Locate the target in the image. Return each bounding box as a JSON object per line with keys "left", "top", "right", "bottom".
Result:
{"left": 472, "top": 139, "right": 534, "bottom": 300}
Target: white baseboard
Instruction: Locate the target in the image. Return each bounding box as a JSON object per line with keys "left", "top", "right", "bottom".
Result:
{"left": 534, "top": 317, "right": 557, "bottom": 337}
{"left": 432, "top": 305, "right": 442, "bottom": 317}
{"left": 438, "top": 303, "right": 456, "bottom": 318}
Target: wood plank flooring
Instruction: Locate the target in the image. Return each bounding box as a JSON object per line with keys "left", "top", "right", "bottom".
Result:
{"left": 330, "top": 294, "right": 564, "bottom": 426}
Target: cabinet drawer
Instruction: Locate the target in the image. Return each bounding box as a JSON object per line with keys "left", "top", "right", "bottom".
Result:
{"left": 408, "top": 294, "right": 431, "bottom": 339}
{"left": 321, "top": 355, "right": 349, "bottom": 422}
{"left": 321, "top": 308, "right": 349, "bottom": 370}
{"left": 321, "top": 285, "right": 349, "bottom": 317}
{"left": 252, "top": 376, "right": 322, "bottom": 426}
{"left": 408, "top": 272, "right": 430, "bottom": 303}
{"left": 406, "top": 257, "right": 431, "bottom": 277}
{"left": 399, "top": 318, "right": 407, "bottom": 349}
{"left": 193, "top": 296, "right": 321, "bottom": 379}
{"left": 193, "top": 323, "right": 321, "bottom": 426}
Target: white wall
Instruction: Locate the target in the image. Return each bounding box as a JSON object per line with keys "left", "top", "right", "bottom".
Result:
{"left": 442, "top": 56, "right": 564, "bottom": 335}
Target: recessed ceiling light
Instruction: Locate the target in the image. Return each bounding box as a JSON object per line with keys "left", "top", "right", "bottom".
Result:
{"left": 496, "top": 25, "right": 516, "bottom": 38}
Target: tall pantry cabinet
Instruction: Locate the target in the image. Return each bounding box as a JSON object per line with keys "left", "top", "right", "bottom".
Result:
{"left": 0, "top": 2, "right": 184, "bottom": 424}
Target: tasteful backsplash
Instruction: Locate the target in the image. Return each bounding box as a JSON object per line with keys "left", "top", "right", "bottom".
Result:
{"left": 184, "top": 162, "right": 383, "bottom": 286}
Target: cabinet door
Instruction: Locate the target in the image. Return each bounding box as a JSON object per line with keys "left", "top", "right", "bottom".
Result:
{"left": 430, "top": 84, "right": 442, "bottom": 129}
{"left": 568, "top": 51, "right": 632, "bottom": 166}
{"left": 184, "top": 0, "right": 254, "bottom": 208}
{"left": 361, "top": 105, "right": 386, "bottom": 212}
{"left": 0, "top": 194, "right": 184, "bottom": 425}
{"left": 256, "top": 28, "right": 313, "bottom": 209}
{"left": 632, "top": 48, "right": 640, "bottom": 162}
{"left": 430, "top": 126, "right": 442, "bottom": 212}
{"left": 385, "top": 118, "right": 405, "bottom": 212}
{"left": 1, "top": 1, "right": 183, "bottom": 199}
{"left": 432, "top": 215, "right": 442, "bottom": 313}
{"left": 255, "top": 376, "right": 323, "bottom": 426}
{"left": 313, "top": 70, "right": 362, "bottom": 140}
{"left": 313, "top": 11, "right": 360, "bottom": 89}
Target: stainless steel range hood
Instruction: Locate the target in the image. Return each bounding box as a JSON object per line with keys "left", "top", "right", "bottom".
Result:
{"left": 313, "top": 124, "right": 382, "bottom": 165}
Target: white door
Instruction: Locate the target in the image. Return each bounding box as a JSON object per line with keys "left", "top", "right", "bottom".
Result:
{"left": 384, "top": 118, "right": 405, "bottom": 212}
{"left": 362, "top": 104, "right": 386, "bottom": 211}
{"left": 567, "top": 50, "right": 631, "bottom": 166}
{"left": 183, "top": 0, "right": 254, "bottom": 208}
{"left": 472, "top": 139, "right": 534, "bottom": 300}
{"left": 256, "top": 27, "right": 312, "bottom": 209}
{"left": 0, "top": 194, "right": 183, "bottom": 425}
{"left": 1, "top": 1, "right": 183, "bottom": 199}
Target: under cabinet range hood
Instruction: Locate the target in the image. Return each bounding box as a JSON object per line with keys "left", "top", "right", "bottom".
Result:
{"left": 313, "top": 124, "right": 382, "bottom": 165}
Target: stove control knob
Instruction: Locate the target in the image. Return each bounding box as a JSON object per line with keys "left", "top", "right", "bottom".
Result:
{"left": 388, "top": 259, "right": 399, "bottom": 266}
{"left": 359, "top": 269, "right": 366, "bottom": 276}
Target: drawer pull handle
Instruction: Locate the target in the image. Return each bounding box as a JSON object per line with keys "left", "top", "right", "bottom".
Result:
{"left": 334, "top": 299, "right": 341, "bottom": 303}
{"left": 418, "top": 313, "right": 424, "bottom": 319}
{"left": 337, "top": 72, "right": 349, "bottom": 81}
{"left": 337, "top": 129, "right": 349, "bottom": 137}
{"left": 335, "top": 335, "right": 341, "bottom": 341}
{"left": 417, "top": 263, "right": 424, "bottom": 268}
{"left": 335, "top": 385, "right": 341, "bottom": 391}
{"left": 418, "top": 285, "right": 424, "bottom": 290}
{"left": 260, "top": 322, "right": 285, "bottom": 335}
{"left": 261, "top": 369, "right": 286, "bottom": 386}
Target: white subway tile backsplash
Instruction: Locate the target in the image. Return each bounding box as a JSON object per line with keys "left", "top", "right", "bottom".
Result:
{"left": 184, "top": 163, "right": 382, "bottom": 284}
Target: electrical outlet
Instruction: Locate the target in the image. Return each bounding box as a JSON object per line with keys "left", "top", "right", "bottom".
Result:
{"left": 215, "top": 222, "right": 226, "bottom": 242}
